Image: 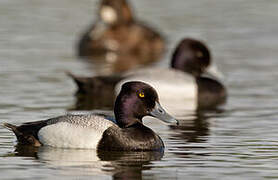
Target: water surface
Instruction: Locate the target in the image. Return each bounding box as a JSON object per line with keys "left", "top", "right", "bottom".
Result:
{"left": 1, "top": 0, "right": 278, "bottom": 179}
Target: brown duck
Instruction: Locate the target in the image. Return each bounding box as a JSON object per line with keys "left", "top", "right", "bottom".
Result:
{"left": 77, "top": 0, "right": 165, "bottom": 72}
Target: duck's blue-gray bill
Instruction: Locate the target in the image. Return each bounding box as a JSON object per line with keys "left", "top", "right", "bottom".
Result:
{"left": 149, "top": 102, "right": 179, "bottom": 125}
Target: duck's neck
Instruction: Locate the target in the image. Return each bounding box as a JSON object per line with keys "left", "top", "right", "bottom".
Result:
{"left": 114, "top": 94, "right": 142, "bottom": 128}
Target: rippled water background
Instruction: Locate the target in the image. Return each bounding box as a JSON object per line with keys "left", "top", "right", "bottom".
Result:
{"left": 1, "top": 0, "right": 278, "bottom": 179}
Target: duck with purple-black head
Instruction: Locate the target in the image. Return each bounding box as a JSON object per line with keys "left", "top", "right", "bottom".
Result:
{"left": 3, "top": 81, "right": 178, "bottom": 151}
{"left": 117, "top": 38, "right": 227, "bottom": 111}
{"left": 71, "top": 38, "right": 227, "bottom": 111}
{"left": 78, "top": 0, "right": 165, "bottom": 72}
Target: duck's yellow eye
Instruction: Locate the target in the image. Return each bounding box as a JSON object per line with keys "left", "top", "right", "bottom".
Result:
{"left": 138, "top": 92, "right": 145, "bottom": 98}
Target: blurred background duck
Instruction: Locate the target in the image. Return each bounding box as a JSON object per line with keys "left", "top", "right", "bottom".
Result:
{"left": 70, "top": 38, "right": 227, "bottom": 113}
{"left": 77, "top": 0, "right": 165, "bottom": 73}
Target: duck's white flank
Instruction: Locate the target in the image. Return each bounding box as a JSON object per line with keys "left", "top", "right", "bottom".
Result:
{"left": 38, "top": 115, "right": 115, "bottom": 149}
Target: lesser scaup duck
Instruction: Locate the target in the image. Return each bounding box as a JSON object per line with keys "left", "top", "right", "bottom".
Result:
{"left": 71, "top": 38, "right": 227, "bottom": 111}
{"left": 3, "top": 81, "right": 178, "bottom": 150}
{"left": 78, "top": 0, "right": 165, "bottom": 68}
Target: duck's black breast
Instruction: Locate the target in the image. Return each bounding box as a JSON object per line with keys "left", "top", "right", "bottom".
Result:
{"left": 97, "top": 123, "right": 164, "bottom": 151}
{"left": 196, "top": 77, "right": 227, "bottom": 110}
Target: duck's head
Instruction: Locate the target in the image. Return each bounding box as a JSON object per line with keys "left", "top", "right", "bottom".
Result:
{"left": 114, "top": 81, "right": 178, "bottom": 128}
{"left": 99, "top": 0, "right": 134, "bottom": 25}
{"left": 171, "top": 38, "right": 213, "bottom": 77}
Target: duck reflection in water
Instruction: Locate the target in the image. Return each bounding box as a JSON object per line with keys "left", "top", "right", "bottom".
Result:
{"left": 9, "top": 145, "right": 163, "bottom": 179}
{"left": 167, "top": 109, "right": 225, "bottom": 159}
{"left": 77, "top": 0, "right": 165, "bottom": 73}
{"left": 169, "top": 113, "right": 210, "bottom": 144}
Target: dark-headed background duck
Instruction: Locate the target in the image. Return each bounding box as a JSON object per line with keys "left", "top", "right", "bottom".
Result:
{"left": 70, "top": 38, "right": 227, "bottom": 112}
{"left": 78, "top": 0, "right": 165, "bottom": 73}
{"left": 3, "top": 81, "right": 178, "bottom": 151}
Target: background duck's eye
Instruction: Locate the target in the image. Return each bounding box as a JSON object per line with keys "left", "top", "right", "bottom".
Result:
{"left": 138, "top": 92, "right": 145, "bottom": 98}
{"left": 196, "top": 51, "right": 203, "bottom": 58}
